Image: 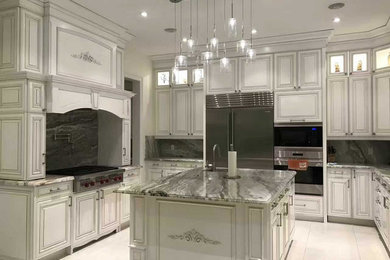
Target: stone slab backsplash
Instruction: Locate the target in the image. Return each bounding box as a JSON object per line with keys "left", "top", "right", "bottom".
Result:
{"left": 145, "top": 136, "right": 203, "bottom": 159}
{"left": 46, "top": 109, "right": 98, "bottom": 170}
{"left": 327, "top": 140, "right": 390, "bottom": 165}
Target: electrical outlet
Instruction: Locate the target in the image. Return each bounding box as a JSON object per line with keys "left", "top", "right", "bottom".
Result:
{"left": 171, "top": 145, "right": 175, "bottom": 151}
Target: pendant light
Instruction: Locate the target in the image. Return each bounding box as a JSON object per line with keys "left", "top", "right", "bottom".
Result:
{"left": 172, "top": 4, "right": 179, "bottom": 83}
{"left": 227, "top": 0, "right": 237, "bottom": 38}
{"left": 246, "top": 0, "right": 256, "bottom": 62}
{"left": 220, "top": 43, "right": 231, "bottom": 72}
{"left": 175, "top": 2, "right": 187, "bottom": 67}
{"left": 210, "top": 0, "right": 218, "bottom": 54}
{"left": 201, "top": 0, "right": 213, "bottom": 63}
{"left": 187, "top": 0, "right": 195, "bottom": 55}
{"left": 237, "top": 0, "right": 247, "bottom": 54}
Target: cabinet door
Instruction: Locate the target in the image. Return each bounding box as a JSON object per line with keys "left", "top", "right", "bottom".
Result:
{"left": 116, "top": 48, "right": 124, "bottom": 89}
{"left": 156, "top": 87, "right": 171, "bottom": 136}
{"left": 373, "top": 73, "right": 390, "bottom": 136}
{"left": 121, "top": 193, "right": 130, "bottom": 223}
{"left": 36, "top": 196, "right": 71, "bottom": 258}
{"left": 122, "top": 120, "right": 131, "bottom": 165}
{"left": 271, "top": 217, "right": 280, "bottom": 260}
{"left": 240, "top": 54, "right": 273, "bottom": 92}
{"left": 327, "top": 77, "right": 349, "bottom": 137}
{"left": 206, "top": 59, "right": 237, "bottom": 94}
{"left": 99, "top": 186, "right": 120, "bottom": 235}
{"left": 191, "top": 86, "right": 204, "bottom": 136}
{"left": 288, "top": 191, "right": 295, "bottom": 236}
{"left": 27, "top": 114, "right": 45, "bottom": 179}
{"left": 328, "top": 177, "right": 352, "bottom": 217}
{"left": 172, "top": 87, "right": 191, "bottom": 136}
{"left": 352, "top": 169, "right": 373, "bottom": 219}
{"left": 274, "top": 90, "right": 322, "bottom": 123}
{"left": 275, "top": 52, "right": 296, "bottom": 91}
{"left": 349, "top": 76, "right": 372, "bottom": 136}
{"left": 298, "top": 50, "right": 321, "bottom": 89}
{"left": 0, "top": 114, "right": 24, "bottom": 180}
{"left": 73, "top": 191, "right": 99, "bottom": 245}
{"left": 327, "top": 52, "right": 348, "bottom": 77}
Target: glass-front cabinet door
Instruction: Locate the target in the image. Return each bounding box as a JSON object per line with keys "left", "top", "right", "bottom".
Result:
{"left": 350, "top": 50, "right": 370, "bottom": 75}
{"left": 374, "top": 45, "right": 390, "bottom": 72}
{"left": 192, "top": 68, "right": 204, "bottom": 86}
{"left": 157, "top": 70, "right": 171, "bottom": 87}
{"left": 173, "top": 69, "right": 189, "bottom": 86}
{"left": 328, "top": 52, "right": 348, "bottom": 77}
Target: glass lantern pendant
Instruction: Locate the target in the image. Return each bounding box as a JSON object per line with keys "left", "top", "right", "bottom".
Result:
{"left": 220, "top": 57, "right": 231, "bottom": 72}
{"left": 228, "top": 17, "right": 237, "bottom": 38}
{"left": 175, "top": 54, "right": 187, "bottom": 67}
{"left": 172, "top": 66, "right": 179, "bottom": 83}
{"left": 201, "top": 50, "right": 213, "bottom": 64}
{"left": 210, "top": 37, "right": 219, "bottom": 53}
{"left": 237, "top": 39, "right": 248, "bottom": 54}
{"left": 246, "top": 48, "right": 256, "bottom": 62}
{"left": 187, "top": 38, "right": 195, "bottom": 54}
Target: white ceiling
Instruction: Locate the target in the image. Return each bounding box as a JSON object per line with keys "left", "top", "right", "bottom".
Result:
{"left": 73, "top": 0, "right": 390, "bottom": 56}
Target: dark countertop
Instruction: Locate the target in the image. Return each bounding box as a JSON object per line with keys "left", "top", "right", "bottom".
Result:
{"left": 116, "top": 168, "right": 296, "bottom": 204}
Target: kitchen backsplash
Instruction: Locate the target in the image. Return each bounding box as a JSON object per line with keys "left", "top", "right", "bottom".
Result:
{"left": 46, "top": 109, "right": 98, "bottom": 170}
{"left": 327, "top": 140, "right": 390, "bottom": 165}
{"left": 145, "top": 136, "right": 203, "bottom": 159}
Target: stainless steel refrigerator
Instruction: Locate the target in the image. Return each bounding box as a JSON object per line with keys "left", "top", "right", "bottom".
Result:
{"left": 206, "top": 92, "right": 274, "bottom": 169}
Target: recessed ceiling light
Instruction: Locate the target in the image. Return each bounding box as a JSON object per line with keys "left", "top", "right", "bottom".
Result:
{"left": 141, "top": 11, "right": 148, "bottom": 17}
{"left": 328, "top": 3, "right": 345, "bottom": 10}
{"left": 251, "top": 29, "right": 257, "bottom": 34}
{"left": 333, "top": 17, "right": 341, "bottom": 23}
{"left": 182, "top": 37, "right": 187, "bottom": 42}
{"left": 164, "top": 28, "right": 177, "bottom": 33}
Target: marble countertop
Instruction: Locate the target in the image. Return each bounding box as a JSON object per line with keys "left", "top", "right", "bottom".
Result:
{"left": 145, "top": 158, "right": 203, "bottom": 163}
{"left": 116, "top": 168, "right": 296, "bottom": 204}
{"left": 0, "top": 175, "right": 74, "bottom": 187}
{"left": 121, "top": 165, "right": 142, "bottom": 171}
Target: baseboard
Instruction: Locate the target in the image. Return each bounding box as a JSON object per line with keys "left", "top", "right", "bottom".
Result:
{"left": 327, "top": 216, "right": 375, "bottom": 227}
{"left": 296, "top": 214, "right": 324, "bottom": 222}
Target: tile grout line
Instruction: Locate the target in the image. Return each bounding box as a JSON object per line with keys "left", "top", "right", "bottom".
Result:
{"left": 302, "top": 221, "right": 312, "bottom": 260}
{"left": 352, "top": 225, "right": 362, "bottom": 260}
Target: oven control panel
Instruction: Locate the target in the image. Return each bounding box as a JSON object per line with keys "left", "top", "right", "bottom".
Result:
{"left": 75, "top": 172, "right": 124, "bottom": 193}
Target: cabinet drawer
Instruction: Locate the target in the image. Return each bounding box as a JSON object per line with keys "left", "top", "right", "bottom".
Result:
{"left": 37, "top": 182, "right": 72, "bottom": 198}
{"left": 328, "top": 168, "right": 351, "bottom": 178}
{"left": 295, "top": 195, "right": 323, "bottom": 217}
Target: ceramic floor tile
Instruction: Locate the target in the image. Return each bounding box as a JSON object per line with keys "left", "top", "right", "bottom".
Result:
{"left": 355, "top": 231, "right": 389, "bottom": 260}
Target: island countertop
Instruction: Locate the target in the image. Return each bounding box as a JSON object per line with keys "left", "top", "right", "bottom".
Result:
{"left": 116, "top": 168, "right": 296, "bottom": 204}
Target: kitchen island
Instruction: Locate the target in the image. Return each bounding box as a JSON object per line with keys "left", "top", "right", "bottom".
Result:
{"left": 117, "top": 168, "right": 296, "bottom": 260}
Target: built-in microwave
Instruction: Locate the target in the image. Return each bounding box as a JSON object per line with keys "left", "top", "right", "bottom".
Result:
{"left": 274, "top": 126, "right": 323, "bottom": 148}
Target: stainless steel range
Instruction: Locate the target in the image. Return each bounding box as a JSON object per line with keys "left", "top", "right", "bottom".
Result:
{"left": 47, "top": 166, "right": 125, "bottom": 193}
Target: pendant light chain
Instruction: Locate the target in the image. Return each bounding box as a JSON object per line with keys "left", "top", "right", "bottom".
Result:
{"left": 190, "top": 0, "right": 192, "bottom": 39}
{"left": 180, "top": 2, "right": 182, "bottom": 53}
{"left": 213, "top": 0, "right": 216, "bottom": 37}
{"left": 241, "top": 0, "right": 244, "bottom": 38}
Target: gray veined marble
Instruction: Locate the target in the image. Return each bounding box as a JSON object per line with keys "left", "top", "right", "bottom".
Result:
{"left": 116, "top": 168, "right": 296, "bottom": 204}
{"left": 0, "top": 175, "right": 74, "bottom": 187}
{"left": 145, "top": 136, "right": 203, "bottom": 160}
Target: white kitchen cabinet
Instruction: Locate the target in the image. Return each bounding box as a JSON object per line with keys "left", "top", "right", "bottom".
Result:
{"left": 36, "top": 196, "right": 71, "bottom": 259}
{"left": 191, "top": 86, "right": 204, "bottom": 136}
{"left": 122, "top": 120, "right": 131, "bottom": 165}
{"left": 373, "top": 44, "right": 390, "bottom": 73}
{"left": 373, "top": 73, "right": 390, "bottom": 136}
{"left": 349, "top": 49, "right": 371, "bottom": 75}
{"left": 327, "top": 52, "right": 348, "bottom": 77}
{"left": 73, "top": 191, "right": 99, "bottom": 247}
{"left": 155, "top": 87, "right": 171, "bottom": 136}
{"left": 271, "top": 216, "right": 279, "bottom": 260}
{"left": 172, "top": 87, "right": 191, "bottom": 136}
{"left": 116, "top": 48, "right": 124, "bottom": 89}
{"left": 240, "top": 54, "right": 273, "bottom": 92}
{"left": 328, "top": 177, "right": 351, "bottom": 218}
{"left": 275, "top": 52, "right": 296, "bottom": 91}
{"left": 352, "top": 169, "right": 373, "bottom": 219}
{"left": 349, "top": 76, "right": 372, "bottom": 136}
{"left": 99, "top": 185, "right": 120, "bottom": 235}
{"left": 327, "top": 77, "right": 349, "bottom": 136}
{"left": 206, "top": 59, "right": 237, "bottom": 94}
{"left": 274, "top": 90, "right": 322, "bottom": 123}
{"left": 298, "top": 50, "right": 321, "bottom": 89}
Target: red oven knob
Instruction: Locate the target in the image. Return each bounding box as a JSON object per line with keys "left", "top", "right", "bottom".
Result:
{"left": 84, "top": 183, "right": 90, "bottom": 188}
{"left": 90, "top": 182, "right": 95, "bottom": 186}
{"left": 100, "top": 180, "right": 105, "bottom": 184}
{"left": 118, "top": 176, "right": 123, "bottom": 181}
{"left": 105, "top": 179, "right": 109, "bottom": 183}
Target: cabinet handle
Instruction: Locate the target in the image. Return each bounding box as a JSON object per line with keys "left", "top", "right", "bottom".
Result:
{"left": 384, "top": 197, "right": 389, "bottom": 209}
{"left": 372, "top": 172, "right": 375, "bottom": 181}
{"left": 96, "top": 190, "right": 100, "bottom": 201}
{"left": 123, "top": 148, "right": 127, "bottom": 156}
{"left": 353, "top": 170, "right": 356, "bottom": 179}
{"left": 42, "top": 108, "right": 47, "bottom": 112}
{"left": 290, "top": 119, "right": 305, "bottom": 122}
{"left": 289, "top": 195, "right": 294, "bottom": 206}
{"left": 277, "top": 213, "right": 282, "bottom": 227}
{"left": 101, "top": 190, "right": 104, "bottom": 200}
{"left": 347, "top": 179, "right": 350, "bottom": 188}
{"left": 373, "top": 133, "right": 376, "bottom": 136}
{"left": 69, "top": 196, "right": 73, "bottom": 207}
{"left": 284, "top": 203, "right": 289, "bottom": 216}
{"left": 296, "top": 204, "right": 306, "bottom": 207}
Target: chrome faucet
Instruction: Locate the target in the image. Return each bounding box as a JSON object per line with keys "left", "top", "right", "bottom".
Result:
{"left": 212, "top": 144, "right": 220, "bottom": 172}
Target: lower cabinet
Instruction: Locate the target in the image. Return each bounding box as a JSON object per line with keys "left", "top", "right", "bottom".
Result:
{"left": 36, "top": 194, "right": 71, "bottom": 259}
{"left": 73, "top": 185, "right": 120, "bottom": 248}
{"left": 327, "top": 168, "right": 373, "bottom": 220}
{"left": 295, "top": 194, "right": 323, "bottom": 219}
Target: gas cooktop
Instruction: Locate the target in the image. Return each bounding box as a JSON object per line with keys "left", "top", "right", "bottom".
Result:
{"left": 47, "top": 165, "right": 125, "bottom": 193}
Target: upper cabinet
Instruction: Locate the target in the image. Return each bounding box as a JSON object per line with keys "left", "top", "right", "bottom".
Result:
{"left": 173, "top": 69, "right": 189, "bottom": 87}
{"left": 373, "top": 45, "right": 390, "bottom": 73}
{"left": 275, "top": 52, "right": 297, "bottom": 90}
{"left": 373, "top": 73, "right": 390, "bottom": 136}
{"left": 206, "top": 59, "right": 237, "bottom": 94}
{"left": 327, "top": 52, "right": 348, "bottom": 77}
{"left": 328, "top": 50, "right": 372, "bottom": 77}
{"left": 275, "top": 50, "right": 321, "bottom": 91}
{"left": 157, "top": 70, "right": 171, "bottom": 87}
{"left": 350, "top": 50, "right": 370, "bottom": 75}
{"left": 240, "top": 54, "right": 273, "bottom": 92}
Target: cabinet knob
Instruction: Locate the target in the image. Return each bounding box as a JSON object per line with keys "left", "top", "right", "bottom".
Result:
{"left": 298, "top": 86, "right": 301, "bottom": 89}
{"left": 344, "top": 72, "right": 348, "bottom": 76}
{"left": 345, "top": 133, "right": 348, "bottom": 136}
{"left": 373, "top": 133, "right": 376, "bottom": 136}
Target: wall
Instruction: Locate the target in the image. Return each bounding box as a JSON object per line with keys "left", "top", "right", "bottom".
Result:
{"left": 327, "top": 140, "right": 390, "bottom": 165}
{"left": 124, "top": 42, "right": 154, "bottom": 182}
{"left": 46, "top": 109, "right": 98, "bottom": 170}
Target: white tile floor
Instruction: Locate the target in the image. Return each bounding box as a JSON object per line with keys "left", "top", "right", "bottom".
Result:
{"left": 61, "top": 221, "right": 389, "bottom": 260}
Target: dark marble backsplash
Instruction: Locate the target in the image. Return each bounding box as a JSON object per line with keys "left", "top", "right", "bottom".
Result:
{"left": 327, "top": 140, "right": 390, "bottom": 165}
{"left": 145, "top": 136, "right": 203, "bottom": 159}
{"left": 46, "top": 109, "right": 98, "bottom": 170}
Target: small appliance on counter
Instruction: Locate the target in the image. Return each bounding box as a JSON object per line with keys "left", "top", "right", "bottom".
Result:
{"left": 47, "top": 166, "right": 125, "bottom": 193}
